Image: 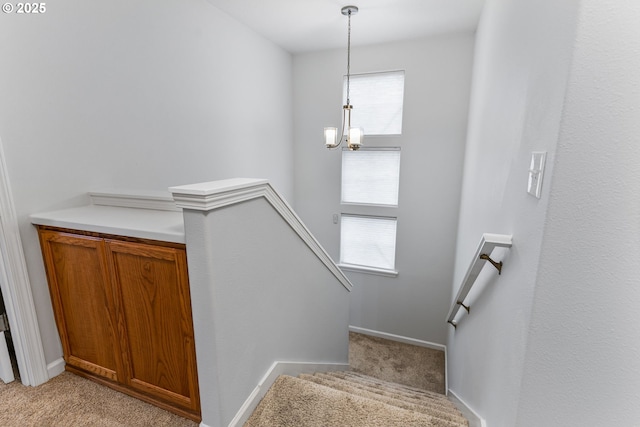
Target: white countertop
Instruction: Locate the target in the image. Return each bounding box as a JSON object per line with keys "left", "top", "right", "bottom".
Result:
{"left": 30, "top": 204, "right": 185, "bottom": 244}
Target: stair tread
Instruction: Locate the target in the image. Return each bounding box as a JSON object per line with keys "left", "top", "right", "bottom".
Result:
{"left": 319, "top": 372, "right": 457, "bottom": 406}
{"left": 300, "top": 373, "right": 467, "bottom": 425}
{"left": 336, "top": 371, "right": 452, "bottom": 400}
{"left": 245, "top": 375, "right": 468, "bottom": 427}
{"left": 246, "top": 332, "right": 470, "bottom": 426}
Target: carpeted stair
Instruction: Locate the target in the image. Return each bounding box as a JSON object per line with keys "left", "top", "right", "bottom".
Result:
{"left": 245, "top": 371, "right": 468, "bottom": 427}
{"left": 244, "top": 332, "right": 469, "bottom": 426}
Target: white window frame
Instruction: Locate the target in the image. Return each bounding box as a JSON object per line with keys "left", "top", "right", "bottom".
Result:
{"left": 338, "top": 213, "right": 398, "bottom": 277}
{"left": 337, "top": 69, "right": 405, "bottom": 277}
{"left": 339, "top": 147, "right": 400, "bottom": 277}
{"left": 341, "top": 147, "right": 401, "bottom": 207}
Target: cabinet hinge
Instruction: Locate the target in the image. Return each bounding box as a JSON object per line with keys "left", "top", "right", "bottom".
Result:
{"left": 0, "top": 313, "right": 9, "bottom": 333}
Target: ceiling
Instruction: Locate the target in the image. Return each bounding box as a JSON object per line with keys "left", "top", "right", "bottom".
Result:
{"left": 205, "top": 0, "right": 485, "bottom": 54}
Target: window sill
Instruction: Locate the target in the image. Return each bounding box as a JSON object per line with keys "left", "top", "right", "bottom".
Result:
{"left": 338, "top": 264, "right": 399, "bottom": 278}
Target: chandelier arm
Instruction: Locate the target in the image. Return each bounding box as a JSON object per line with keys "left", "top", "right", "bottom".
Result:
{"left": 328, "top": 107, "right": 348, "bottom": 150}
{"left": 340, "top": 106, "right": 348, "bottom": 147}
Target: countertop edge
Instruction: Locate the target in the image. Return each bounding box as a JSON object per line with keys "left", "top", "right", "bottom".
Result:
{"left": 30, "top": 205, "right": 185, "bottom": 244}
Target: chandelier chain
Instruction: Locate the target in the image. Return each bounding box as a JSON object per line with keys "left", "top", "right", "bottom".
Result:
{"left": 346, "top": 9, "right": 352, "bottom": 105}
{"left": 325, "top": 6, "right": 361, "bottom": 150}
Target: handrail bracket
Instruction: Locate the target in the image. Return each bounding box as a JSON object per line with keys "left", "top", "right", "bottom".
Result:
{"left": 456, "top": 301, "right": 470, "bottom": 314}
{"left": 479, "top": 253, "right": 503, "bottom": 275}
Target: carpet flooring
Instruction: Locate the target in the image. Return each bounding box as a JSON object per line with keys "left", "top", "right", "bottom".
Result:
{"left": 1, "top": 332, "right": 463, "bottom": 426}
{"left": 349, "top": 331, "right": 446, "bottom": 394}
{"left": 0, "top": 372, "right": 197, "bottom": 427}
{"left": 244, "top": 372, "right": 468, "bottom": 427}
{"left": 245, "top": 332, "right": 467, "bottom": 427}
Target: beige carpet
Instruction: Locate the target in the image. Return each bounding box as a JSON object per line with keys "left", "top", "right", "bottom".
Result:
{"left": 0, "top": 372, "right": 197, "bottom": 426}
{"left": 349, "top": 331, "right": 446, "bottom": 394}
{"left": 1, "top": 333, "right": 455, "bottom": 426}
{"left": 244, "top": 373, "right": 467, "bottom": 427}
{"left": 245, "top": 333, "right": 466, "bottom": 427}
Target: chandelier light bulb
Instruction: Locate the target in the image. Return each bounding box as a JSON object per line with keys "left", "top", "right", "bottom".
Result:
{"left": 324, "top": 127, "right": 338, "bottom": 148}
{"left": 348, "top": 127, "right": 363, "bottom": 150}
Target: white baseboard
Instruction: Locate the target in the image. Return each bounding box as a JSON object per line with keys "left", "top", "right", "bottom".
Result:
{"left": 349, "top": 326, "right": 446, "bottom": 352}
{"left": 348, "top": 326, "right": 448, "bottom": 394}
{"left": 227, "top": 360, "right": 349, "bottom": 427}
{"left": 448, "top": 389, "right": 486, "bottom": 427}
{"left": 47, "top": 357, "right": 65, "bottom": 379}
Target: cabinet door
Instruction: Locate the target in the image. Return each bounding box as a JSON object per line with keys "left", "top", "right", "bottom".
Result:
{"left": 106, "top": 241, "right": 200, "bottom": 414}
{"left": 38, "top": 230, "right": 123, "bottom": 381}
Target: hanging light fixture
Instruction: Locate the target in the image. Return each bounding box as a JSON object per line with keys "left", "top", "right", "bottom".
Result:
{"left": 324, "top": 5, "right": 363, "bottom": 151}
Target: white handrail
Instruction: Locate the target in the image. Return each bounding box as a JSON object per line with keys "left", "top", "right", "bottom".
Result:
{"left": 169, "top": 178, "right": 353, "bottom": 292}
{"left": 447, "top": 233, "right": 513, "bottom": 327}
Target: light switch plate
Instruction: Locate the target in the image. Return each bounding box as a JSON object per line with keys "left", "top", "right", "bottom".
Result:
{"left": 527, "top": 151, "right": 546, "bottom": 198}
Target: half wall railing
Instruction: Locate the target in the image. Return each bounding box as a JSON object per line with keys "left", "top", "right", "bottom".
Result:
{"left": 169, "top": 178, "right": 352, "bottom": 427}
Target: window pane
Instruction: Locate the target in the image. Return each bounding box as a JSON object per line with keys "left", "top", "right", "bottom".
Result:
{"left": 342, "top": 149, "right": 400, "bottom": 206}
{"left": 340, "top": 215, "right": 397, "bottom": 271}
{"left": 344, "top": 70, "right": 405, "bottom": 135}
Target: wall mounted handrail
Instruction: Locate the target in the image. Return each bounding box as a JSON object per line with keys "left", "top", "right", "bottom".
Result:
{"left": 447, "top": 233, "right": 512, "bottom": 328}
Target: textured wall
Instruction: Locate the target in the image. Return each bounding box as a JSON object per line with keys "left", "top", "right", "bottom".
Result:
{"left": 293, "top": 35, "right": 475, "bottom": 345}
{"left": 450, "top": 0, "right": 640, "bottom": 425}
{"left": 182, "top": 196, "right": 350, "bottom": 427}
{"left": 0, "top": 0, "right": 293, "bottom": 366}
{"left": 447, "top": 0, "right": 580, "bottom": 425}
{"left": 515, "top": 0, "right": 640, "bottom": 424}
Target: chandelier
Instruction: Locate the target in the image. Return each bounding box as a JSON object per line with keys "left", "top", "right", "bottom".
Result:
{"left": 324, "top": 5, "right": 363, "bottom": 151}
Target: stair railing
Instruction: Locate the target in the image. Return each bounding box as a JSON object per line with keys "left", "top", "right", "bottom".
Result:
{"left": 447, "top": 233, "right": 512, "bottom": 328}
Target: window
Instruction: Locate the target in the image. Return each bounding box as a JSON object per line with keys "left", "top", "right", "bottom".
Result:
{"left": 338, "top": 70, "right": 404, "bottom": 276}
{"left": 343, "top": 70, "right": 405, "bottom": 135}
{"left": 342, "top": 148, "right": 401, "bottom": 206}
{"left": 340, "top": 215, "right": 397, "bottom": 271}
{"left": 339, "top": 148, "right": 401, "bottom": 275}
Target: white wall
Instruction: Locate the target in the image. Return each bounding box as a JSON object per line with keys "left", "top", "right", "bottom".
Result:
{"left": 0, "top": 0, "right": 293, "bottom": 367}
{"left": 181, "top": 195, "right": 350, "bottom": 427}
{"left": 293, "top": 35, "right": 475, "bottom": 345}
{"left": 516, "top": 1, "right": 640, "bottom": 424}
{"left": 450, "top": 0, "right": 640, "bottom": 425}
{"left": 447, "top": 0, "right": 580, "bottom": 425}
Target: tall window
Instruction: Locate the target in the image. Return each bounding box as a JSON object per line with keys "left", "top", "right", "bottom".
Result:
{"left": 343, "top": 70, "right": 405, "bottom": 135}
{"left": 339, "top": 71, "right": 404, "bottom": 276}
{"left": 340, "top": 148, "right": 401, "bottom": 274}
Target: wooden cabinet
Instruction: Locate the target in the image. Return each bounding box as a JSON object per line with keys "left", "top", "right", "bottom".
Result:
{"left": 37, "top": 232, "right": 123, "bottom": 382}
{"left": 37, "top": 227, "right": 200, "bottom": 422}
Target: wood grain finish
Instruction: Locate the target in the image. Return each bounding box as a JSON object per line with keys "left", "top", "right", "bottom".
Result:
{"left": 37, "top": 227, "right": 200, "bottom": 422}
{"left": 107, "top": 240, "right": 199, "bottom": 413}
{"left": 38, "top": 231, "right": 122, "bottom": 381}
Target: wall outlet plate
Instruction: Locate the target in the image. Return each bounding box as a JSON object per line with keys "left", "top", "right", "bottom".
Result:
{"left": 527, "top": 151, "right": 546, "bottom": 198}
